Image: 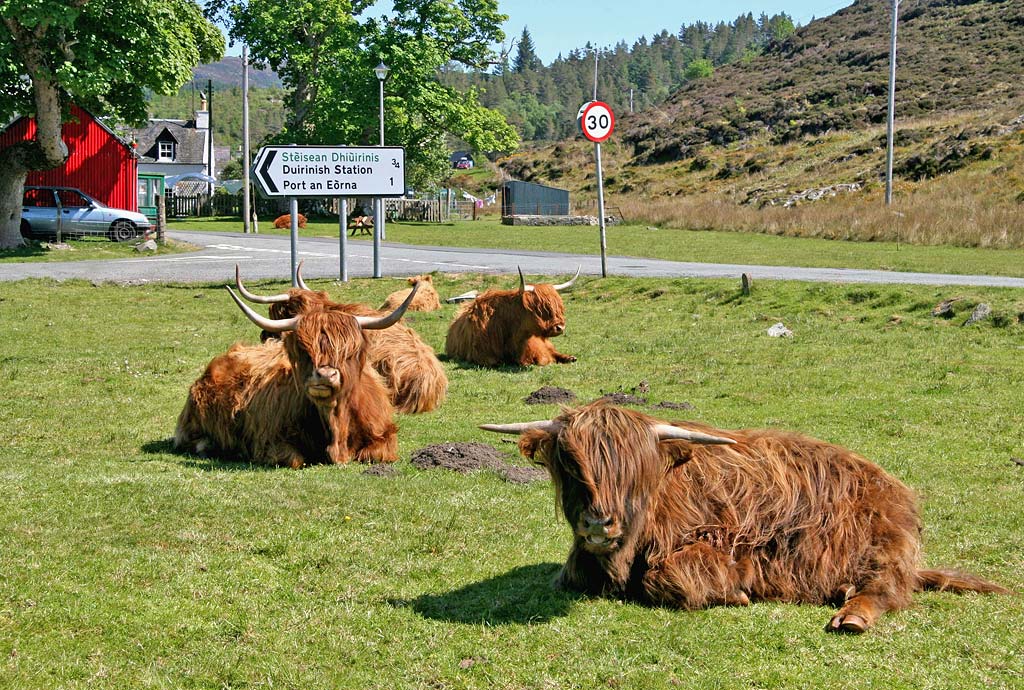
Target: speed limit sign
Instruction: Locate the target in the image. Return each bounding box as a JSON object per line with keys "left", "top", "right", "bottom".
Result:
{"left": 577, "top": 100, "right": 615, "bottom": 143}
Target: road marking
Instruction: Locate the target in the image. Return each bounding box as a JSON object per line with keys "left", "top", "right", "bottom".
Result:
{"left": 118, "top": 254, "right": 254, "bottom": 264}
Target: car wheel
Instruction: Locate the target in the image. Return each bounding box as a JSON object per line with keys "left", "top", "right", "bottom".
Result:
{"left": 109, "top": 220, "right": 137, "bottom": 242}
{"left": 20, "top": 220, "right": 33, "bottom": 239}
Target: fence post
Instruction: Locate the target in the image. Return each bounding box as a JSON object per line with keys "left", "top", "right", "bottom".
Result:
{"left": 156, "top": 193, "right": 166, "bottom": 243}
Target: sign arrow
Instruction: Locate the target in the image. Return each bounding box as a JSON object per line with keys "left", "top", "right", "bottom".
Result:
{"left": 258, "top": 149, "right": 278, "bottom": 194}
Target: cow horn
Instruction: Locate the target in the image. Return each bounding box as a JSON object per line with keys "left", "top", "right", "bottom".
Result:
{"left": 479, "top": 420, "right": 564, "bottom": 435}
{"left": 445, "top": 289, "right": 479, "bottom": 303}
{"left": 552, "top": 266, "right": 582, "bottom": 291}
{"left": 517, "top": 266, "right": 536, "bottom": 293}
{"left": 355, "top": 280, "right": 419, "bottom": 330}
{"left": 225, "top": 286, "right": 299, "bottom": 333}
{"left": 295, "top": 260, "right": 311, "bottom": 291}
{"left": 234, "top": 265, "right": 290, "bottom": 304}
{"left": 653, "top": 424, "right": 736, "bottom": 445}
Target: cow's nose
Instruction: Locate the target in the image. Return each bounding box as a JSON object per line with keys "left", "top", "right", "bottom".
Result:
{"left": 584, "top": 513, "right": 612, "bottom": 528}
{"left": 552, "top": 324, "right": 565, "bottom": 335}
{"left": 315, "top": 366, "right": 340, "bottom": 385}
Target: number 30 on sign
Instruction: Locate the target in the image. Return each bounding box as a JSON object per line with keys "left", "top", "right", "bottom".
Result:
{"left": 577, "top": 100, "right": 615, "bottom": 143}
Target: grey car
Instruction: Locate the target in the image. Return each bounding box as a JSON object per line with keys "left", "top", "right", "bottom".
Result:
{"left": 21, "top": 186, "right": 152, "bottom": 242}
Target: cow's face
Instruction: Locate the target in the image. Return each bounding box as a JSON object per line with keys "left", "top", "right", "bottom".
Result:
{"left": 519, "top": 405, "right": 663, "bottom": 556}
{"left": 483, "top": 402, "right": 735, "bottom": 557}
{"left": 521, "top": 285, "right": 567, "bottom": 338}
{"left": 285, "top": 309, "right": 367, "bottom": 403}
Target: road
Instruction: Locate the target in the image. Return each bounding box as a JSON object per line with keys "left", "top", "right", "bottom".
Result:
{"left": 3, "top": 229, "right": 1024, "bottom": 288}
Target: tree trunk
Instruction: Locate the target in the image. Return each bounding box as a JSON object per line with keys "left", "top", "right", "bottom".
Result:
{"left": 0, "top": 22, "right": 70, "bottom": 249}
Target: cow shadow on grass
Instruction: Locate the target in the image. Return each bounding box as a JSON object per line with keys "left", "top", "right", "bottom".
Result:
{"left": 140, "top": 438, "right": 279, "bottom": 472}
{"left": 394, "top": 562, "right": 580, "bottom": 625}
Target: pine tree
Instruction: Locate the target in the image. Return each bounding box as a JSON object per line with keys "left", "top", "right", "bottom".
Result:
{"left": 512, "top": 28, "right": 543, "bottom": 73}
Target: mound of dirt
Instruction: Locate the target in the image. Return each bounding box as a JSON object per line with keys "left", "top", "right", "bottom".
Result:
{"left": 410, "top": 442, "right": 547, "bottom": 484}
{"left": 600, "top": 392, "right": 648, "bottom": 406}
{"left": 524, "top": 386, "right": 576, "bottom": 405}
{"left": 411, "top": 442, "right": 505, "bottom": 473}
{"left": 652, "top": 401, "right": 696, "bottom": 411}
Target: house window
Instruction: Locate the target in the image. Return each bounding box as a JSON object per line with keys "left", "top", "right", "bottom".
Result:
{"left": 158, "top": 141, "right": 175, "bottom": 161}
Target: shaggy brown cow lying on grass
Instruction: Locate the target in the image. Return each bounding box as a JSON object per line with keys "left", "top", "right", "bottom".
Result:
{"left": 482, "top": 400, "right": 1009, "bottom": 633}
{"left": 174, "top": 285, "right": 419, "bottom": 467}
{"left": 236, "top": 265, "right": 447, "bottom": 414}
{"left": 381, "top": 274, "right": 441, "bottom": 312}
{"left": 445, "top": 267, "right": 579, "bottom": 367}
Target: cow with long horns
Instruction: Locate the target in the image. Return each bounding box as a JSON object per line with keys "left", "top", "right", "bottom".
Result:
{"left": 445, "top": 267, "right": 579, "bottom": 367}
{"left": 235, "top": 266, "right": 447, "bottom": 414}
{"left": 482, "top": 400, "right": 1009, "bottom": 633}
{"left": 173, "top": 285, "right": 419, "bottom": 467}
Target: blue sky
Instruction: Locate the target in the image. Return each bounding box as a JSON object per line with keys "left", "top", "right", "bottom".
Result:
{"left": 498, "top": 0, "right": 855, "bottom": 64}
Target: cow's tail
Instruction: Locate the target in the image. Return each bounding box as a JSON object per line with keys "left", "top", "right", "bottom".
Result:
{"left": 917, "top": 569, "right": 1011, "bottom": 595}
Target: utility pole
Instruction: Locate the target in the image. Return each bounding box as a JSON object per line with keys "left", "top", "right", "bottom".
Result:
{"left": 207, "top": 79, "right": 214, "bottom": 199}
{"left": 885, "top": 0, "right": 900, "bottom": 206}
{"left": 242, "top": 45, "right": 251, "bottom": 233}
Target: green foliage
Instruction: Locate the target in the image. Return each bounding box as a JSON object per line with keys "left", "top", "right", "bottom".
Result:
{"left": 0, "top": 274, "right": 1021, "bottom": 687}
{"left": 511, "top": 27, "right": 543, "bottom": 74}
{"left": 684, "top": 58, "right": 715, "bottom": 81}
{"left": 0, "top": 0, "right": 224, "bottom": 126}
{"left": 208, "top": 0, "right": 518, "bottom": 189}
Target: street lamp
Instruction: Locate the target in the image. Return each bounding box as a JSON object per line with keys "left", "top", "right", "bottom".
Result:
{"left": 373, "top": 61, "right": 390, "bottom": 277}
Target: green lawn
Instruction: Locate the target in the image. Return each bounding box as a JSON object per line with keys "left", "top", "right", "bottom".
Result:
{"left": 170, "top": 215, "right": 1024, "bottom": 278}
{"left": 1, "top": 273, "right": 1021, "bottom": 689}
{"left": 0, "top": 236, "right": 196, "bottom": 263}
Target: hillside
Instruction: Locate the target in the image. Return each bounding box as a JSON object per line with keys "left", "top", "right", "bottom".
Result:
{"left": 499, "top": 0, "right": 1024, "bottom": 248}
{"left": 192, "top": 56, "right": 282, "bottom": 89}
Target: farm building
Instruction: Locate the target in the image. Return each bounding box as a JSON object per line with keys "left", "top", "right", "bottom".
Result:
{"left": 0, "top": 104, "right": 139, "bottom": 211}
{"left": 500, "top": 180, "right": 570, "bottom": 216}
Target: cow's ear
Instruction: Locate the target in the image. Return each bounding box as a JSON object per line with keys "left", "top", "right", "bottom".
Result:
{"left": 658, "top": 439, "right": 694, "bottom": 468}
{"left": 518, "top": 429, "right": 553, "bottom": 462}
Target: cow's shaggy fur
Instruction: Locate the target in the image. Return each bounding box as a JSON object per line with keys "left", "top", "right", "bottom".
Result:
{"left": 263, "top": 290, "right": 447, "bottom": 414}
{"left": 445, "top": 283, "right": 575, "bottom": 367}
{"left": 175, "top": 308, "right": 397, "bottom": 467}
{"left": 500, "top": 400, "right": 1008, "bottom": 632}
{"left": 381, "top": 275, "right": 441, "bottom": 312}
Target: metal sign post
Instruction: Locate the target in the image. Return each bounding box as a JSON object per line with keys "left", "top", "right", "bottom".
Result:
{"left": 577, "top": 100, "right": 615, "bottom": 278}
{"left": 251, "top": 144, "right": 406, "bottom": 283}
{"left": 338, "top": 197, "right": 348, "bottom": 282}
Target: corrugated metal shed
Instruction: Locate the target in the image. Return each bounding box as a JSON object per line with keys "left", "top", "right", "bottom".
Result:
{"left": 0, "top": 105, "right": 139, "bottom": 211}
{"left": 500, "top": 180, "right": 569, "bottom": 216}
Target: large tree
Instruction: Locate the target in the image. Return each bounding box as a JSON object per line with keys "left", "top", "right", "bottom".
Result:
{"left": 0, "top": 0, "right": 223, "bottom": 249}
{"left": 208, "top": 0, "right": 518, "bottom": 189}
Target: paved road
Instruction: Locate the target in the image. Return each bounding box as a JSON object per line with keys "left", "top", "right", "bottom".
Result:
{"left": 3, "top": 229, "right": 1024, "bottom": 288}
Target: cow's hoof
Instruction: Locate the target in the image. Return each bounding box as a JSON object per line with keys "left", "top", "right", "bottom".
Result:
{"left": 827, "top": 613, "right": 868, "bottom": 634}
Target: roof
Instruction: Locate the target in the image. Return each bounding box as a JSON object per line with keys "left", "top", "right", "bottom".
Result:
{"left": 133, "top": 118, "right": 207, "bottom": 165}
{"left": 2, "top": 104, "right": 137, "bottom": 156}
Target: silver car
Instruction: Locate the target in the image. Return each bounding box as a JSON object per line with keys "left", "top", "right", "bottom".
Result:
{"left": 21, "top": 186, "right": 152, "bottom": 242}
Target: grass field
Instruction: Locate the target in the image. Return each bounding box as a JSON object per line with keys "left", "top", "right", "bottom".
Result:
{"left": 0, "top": 236, "right": 195, "bottom": 263}
{"left": 1, "top": 272, "right": 1022, "bottom": 689}
{"left": 168, "top": 216, "right": 1024, "bottom": 279}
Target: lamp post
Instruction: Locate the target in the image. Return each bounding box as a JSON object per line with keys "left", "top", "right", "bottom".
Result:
{"left": 373, "top": 61, "right": 390, "bottom": 277}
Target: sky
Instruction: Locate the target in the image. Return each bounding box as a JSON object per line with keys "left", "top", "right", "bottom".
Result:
{"left": 221, "top": 1, "right": 857, "bottom": 63}
{"left": 499, "top": 0, "right": 856, "bottom": 65}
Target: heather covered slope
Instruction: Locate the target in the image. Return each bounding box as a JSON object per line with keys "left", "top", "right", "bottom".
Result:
{"left": 499, "top": 0, "right": 1024, "bottom": 248}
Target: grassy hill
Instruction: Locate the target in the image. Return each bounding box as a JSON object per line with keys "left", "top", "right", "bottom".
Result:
{"left": 498, "top": 0, "right": 1024, "bottom": 249}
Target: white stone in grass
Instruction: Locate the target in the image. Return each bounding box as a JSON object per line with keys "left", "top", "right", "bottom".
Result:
{"left": 767, "top": 322, "right": 793, "bottom": 338}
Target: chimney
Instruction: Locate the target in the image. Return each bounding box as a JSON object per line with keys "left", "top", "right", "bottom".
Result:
{"left": 195, "top": 91, "right": 209, "bottom": 130}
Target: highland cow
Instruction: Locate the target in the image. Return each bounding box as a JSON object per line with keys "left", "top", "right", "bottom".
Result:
{"left": 174, "top": 286, "right": 418, "bottom": 467}
{"left": 482, "top": 400, "right": 1008, "bottom": 633}
{"left": 236, "top": 266, "right": 447, "bottom": 414}
{"left": 445, "top": 267, "right": 579, "bottom": 367}
{"left": 381, "top": 274, "right": 442, "bottom": 312}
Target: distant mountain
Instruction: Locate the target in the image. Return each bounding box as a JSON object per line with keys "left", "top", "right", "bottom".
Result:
{"left": 192, "top": 56, "right": 282, "bottom": 89}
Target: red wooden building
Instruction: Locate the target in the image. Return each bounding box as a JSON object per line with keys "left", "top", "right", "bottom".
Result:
{"left": 0, "top": 105, "right": 139, "bottom": 211}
